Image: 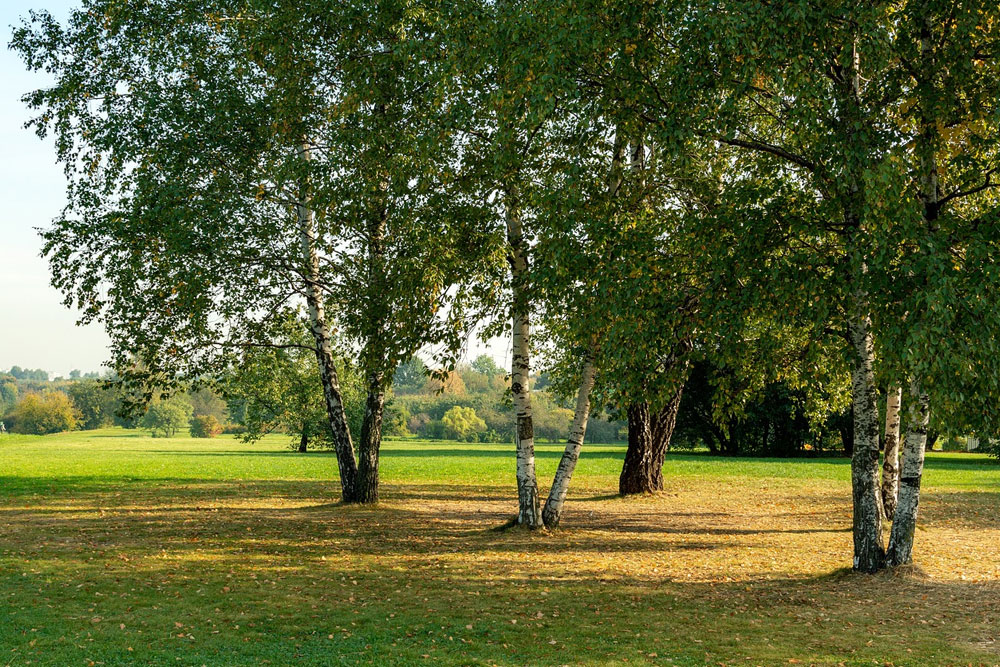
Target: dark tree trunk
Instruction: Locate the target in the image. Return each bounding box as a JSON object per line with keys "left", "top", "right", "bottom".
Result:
{"left": 648, "top": 384, "right": 684, "bottom": 490}
{"left": 355, "top": 376, "right": 386, "bottom": 504}
{"left": 298, "top": 431, "right": 308, "bottom": 453}
{"left": 619, "top": 384, "right": 684, "bottom": 495}
{"left": 620, "top": 402, "right": 655, "bottom": 495}
{"left": 839, "top": 409, "right": 855, "bottom": 458}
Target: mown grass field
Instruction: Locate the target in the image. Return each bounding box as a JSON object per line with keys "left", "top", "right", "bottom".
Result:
{"left": 2, "top": 429, "right": 999, "bottom": 666}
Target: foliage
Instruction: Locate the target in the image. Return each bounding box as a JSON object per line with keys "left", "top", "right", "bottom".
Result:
{"left": 6, "top": 366, "right": 48, "bottom": 381}
{"left": 188, "top": 388, "right": 228, "bottom": 424}
{"left": 441, "top": 406, "right": 487, "bottom": 442}
{"left": 7, "top": 391, "right": 77, "bottom": 434}
{"left": 141, "top": 396, "right": 193, "bottom": 438}
{"left": 189, "top": 414, "right": 223, "bottom": 438}
{"left": 470, "top": 354, "right": 503, "bottom": 378}
{"left": 223, "top": 329, "right": 364, "bottom": 451}
{"left": 0, "top": 376, "right": 18, "bottom": 417}
{"left": 393, "top": 357, "right": 429, "bottom": 395}
{"left": 66, "top": 380, "right": 119, "bottom": 430}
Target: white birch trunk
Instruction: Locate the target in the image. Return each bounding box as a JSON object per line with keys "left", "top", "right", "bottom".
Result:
{"left": 539, "top": 134, "right": 624, "bottom": 526}
{"left": 884, "top": 14, "right": 937, "bottom": 561}
{"left": 506, "top": 189, "right": 541, "bottom": 528}
{"left": 886, "top": 382, "right": 930, "bottom": 566}
{"left": 296, "top": 141, "right": 358, "bottom": 502}
{"left": 881, "top": 385, "right": 903, "bottom": 519}
{"left": 848, "top": 311, "right": 885, "bottom": 573}
{"left": 541, "top": 354, "right": 597, "bottom": 528}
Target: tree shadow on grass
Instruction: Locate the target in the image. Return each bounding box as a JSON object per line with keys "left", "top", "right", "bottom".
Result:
{"left": 122, "top": 447, "right": 629, "bottom": 461}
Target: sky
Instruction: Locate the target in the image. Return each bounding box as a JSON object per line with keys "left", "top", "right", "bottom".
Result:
{"left": 0, "top": 1, "right": 509, "bottom": 379}
{"left": 0, "top": 0, "right": 111, "bottom": 377}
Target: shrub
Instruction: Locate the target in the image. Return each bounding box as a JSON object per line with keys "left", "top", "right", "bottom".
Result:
{"left": 8, "top": 391, "right": 78, "bottom": 434}
{"left": 441, "top": 406, "right": 487, "bottom": 442}
{"left": 222, "top": 422, "right": 247, "bottom": 435}
{"left": 190, "top": 414, "right": 223, "bottom": 438}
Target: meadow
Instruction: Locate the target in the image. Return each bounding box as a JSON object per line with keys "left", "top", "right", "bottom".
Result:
{"left": 2, "top": 429, "right": 1000, "bottom": 666}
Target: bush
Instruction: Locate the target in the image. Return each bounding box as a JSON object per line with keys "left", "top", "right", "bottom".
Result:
{"left": 222, "top": 422, "right": 247, "bottom": 435}
{"left": 383, "top": 403, "right": 410, "bottom": 437}
{"left": 8, "top": 391, "right": 78, "bottom": 434}
{"left": 190, "top": 414, "right": 223, "bottom": 438}
{"left": 441, "top": 406, "right": 487, "bottom": 442}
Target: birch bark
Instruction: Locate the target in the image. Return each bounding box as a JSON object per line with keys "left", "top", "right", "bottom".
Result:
{"left": 885, "top": 14, "right": 937, "bottom": 565}
{"left": 542, "top": 354, "right": 597, "bottom": 528}
{"left": 296, "top": 141, "right": 359, "bottom": 502}
{"left": 881, "top": 385, "right": 903, "bottom": 519}
{"left": 506, "top": 188, "right": 541, "bottom": 528}
{"left": 886, "top": 382, "right": 930, "bottom": 566}
{"left": 848, "top": 311, "right": 886, "bottom": 573}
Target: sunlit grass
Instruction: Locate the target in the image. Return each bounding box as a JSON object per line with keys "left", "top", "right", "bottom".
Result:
{"left": 1, "top": 428, "right": 999, "bottom": 665}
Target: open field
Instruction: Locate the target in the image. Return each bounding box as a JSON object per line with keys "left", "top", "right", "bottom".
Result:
{"left": 2, "top": 429, "right": 1000, "bottom": 666}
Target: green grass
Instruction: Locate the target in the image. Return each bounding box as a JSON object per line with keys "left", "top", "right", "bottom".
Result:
{"left": 2, "top": 428, "right": 1000, "bottom": 665}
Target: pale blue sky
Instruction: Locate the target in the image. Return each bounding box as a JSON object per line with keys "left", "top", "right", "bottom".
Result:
{"left": 0, "top": 1, "right": 507, "bottom": 378}
{"left": 1, "top": 0, "right": 110, "bottom": 376}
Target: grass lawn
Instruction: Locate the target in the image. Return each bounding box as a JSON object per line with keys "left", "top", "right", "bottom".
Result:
{"left": 2, "top": 429, "right": 999, "bottom": 666}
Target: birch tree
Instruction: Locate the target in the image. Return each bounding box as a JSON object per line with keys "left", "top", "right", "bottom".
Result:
{"left": 14, "top": 0, "right": 497, "bottom": 503}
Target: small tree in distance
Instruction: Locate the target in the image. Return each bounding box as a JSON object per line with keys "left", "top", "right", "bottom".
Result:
{"left": 141, "top": 397, "right": 193, "bottom": 438}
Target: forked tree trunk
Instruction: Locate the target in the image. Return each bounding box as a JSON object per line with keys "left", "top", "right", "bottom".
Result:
{"left": 648, "top": 382, "right": 685, "bottom": 491}
{"left": 885, "top": 13, "right": 937, "bottom": 563}
{"left": 355, "top": 375, "right": 386, "bottom": 504}
{"left": 848, "top": 313, "right": 886, "bottom": 573}
{"left": 619, "top": 383, "right": 684, "bottom": 495}
{"left": 881, "top": 385, "right": 903, "bottom": 519}
{"left": 886, "top": 383, "right": 930, "bottom": 567}
{"left": 506, "top": 190, "right": 541, "bottom": 528}
{"left": 353, "top": 180, "right": 389, "bottom": 505}
{"left": 542, "top": 355, "right": 597, "bottom": 528}
{"left": 297, "top": 140, "right": 359, "bottom": 503}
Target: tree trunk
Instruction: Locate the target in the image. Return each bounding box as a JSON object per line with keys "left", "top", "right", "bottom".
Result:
{"left": 297, "top": 140, "right": 358, "bottom": 503}
{"left": 506, "top": 190, "right": 541, "bottom": 528}
{"left": 298, "top": 431, "right": 308, "bottom": 453}
{"left": 848, "top": 313, "right": 886, "bottom": 573}
{"left": 886, "top": 383, "right": 930, "bottom": 567}
{"left": 881, "top": 385, "right": 903, "bottom": 519}
{"left": 619, "top": 401, "right": 654, "bottom": 494}
{"left": 839, "top": 409, "right": 854, "bottom": 457}
{"left": 353, "top": 168, "right": 389, "bottom": 505}
{"left": 542, "top": 355, "right": 597, "bottom": 528}
{"left": 619, "top": 387, "right": 683, "bottom": 495}
{"left": 355, "top": 375, "right": 386, "bottom": 504}
{"left": 884, "top": 13, "right": 936, "bottom": 564}
{"left": 648, "top": 381, "right": 685, "bottom": 490}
